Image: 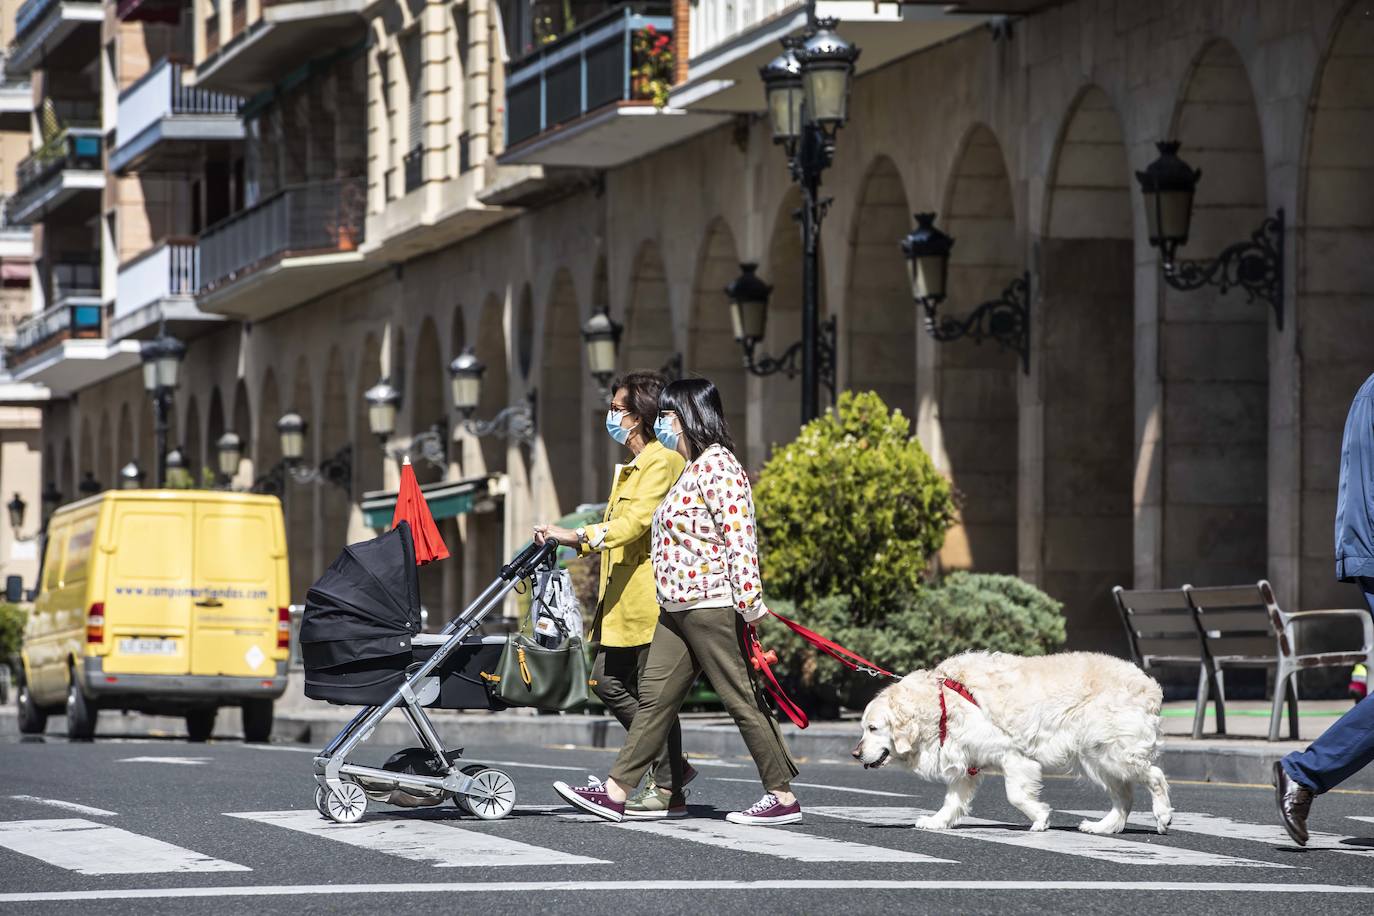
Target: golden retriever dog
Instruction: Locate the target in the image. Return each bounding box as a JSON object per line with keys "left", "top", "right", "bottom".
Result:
{"left": 852, "top": 651, "right": 1173, "bottom": 835}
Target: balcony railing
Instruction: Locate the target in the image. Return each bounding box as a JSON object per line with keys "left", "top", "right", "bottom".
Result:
{"left": 14, "top": 0, "right": 57, "bottom": 38}
{"left": 689, "top": 0, "right": 792, "bottom": 60}
{"left": 13, "top": 260, "right": 102, "bottom": 356}
{"left": 15, "top": 127, "right": 102, "bottom": 191}
{"left": 118, "top": 58, "right": 240, "bottom": 142}
{"left": 116, "top": 238, "right": 198, "bottom": 317}
{"left": 505, "top": 4, "right": 672, "bottom": 149}
{"left": 199, "top": 177, "right": 365, "bottom": 293}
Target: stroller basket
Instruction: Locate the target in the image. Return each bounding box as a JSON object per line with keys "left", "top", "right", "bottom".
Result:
{"left": 305, "top": 525, "right": 558, "bottom": 824}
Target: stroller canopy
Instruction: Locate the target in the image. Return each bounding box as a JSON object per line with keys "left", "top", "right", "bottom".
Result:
{"left": 301, "top": 521, "right": 421, "bottom": 671}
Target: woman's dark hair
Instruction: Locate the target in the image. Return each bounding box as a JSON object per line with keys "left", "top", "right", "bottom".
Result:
{"left": 610, "top": 370, "right": 667, "bottom": 431}
{"left": 659, "top": 377, "right": 735, "bottom": 460}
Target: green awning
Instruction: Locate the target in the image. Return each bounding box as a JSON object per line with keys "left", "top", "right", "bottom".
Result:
{"left": 360, "top": 474, "right": 500, "bottom": 530}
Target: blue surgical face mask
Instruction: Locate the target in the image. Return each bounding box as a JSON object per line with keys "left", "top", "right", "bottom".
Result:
{"left": 605, "top": 409, "right": 634, "bottom": 445}
{"left": 654, "top": 414, "right": 680, "bottom": 451}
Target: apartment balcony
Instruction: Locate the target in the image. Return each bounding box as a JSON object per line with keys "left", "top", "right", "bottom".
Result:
{"left": 8, "top": 263, "right": 140, "bottom": 392}
{"left": 9, "top": 125, "right": 103, "bottom": 225}
{"left": 498, "top": 5, "right": 728, "bottom": 169}
{"left": 668, "top": 0, "right": 1012, "bottom": 113}
{"left": 197, "top": 177, "right": 373, "bottom": 322}
{"left": 111, "top": 58, "right": 244, "bottom": 175}
{"left": 0, "top": 57, "right": 32, "bottom": 132}
{"left": 111, "top": 239, "right": 224, "bottom": 340}
{"left": 366, "top": 148, "right": 517, "bottom": 263}
{"left": 6, "top": 0, "right": 102, "bottom": 76}
{"left": 194, "top": 0, "right": 367, "bottom": 96}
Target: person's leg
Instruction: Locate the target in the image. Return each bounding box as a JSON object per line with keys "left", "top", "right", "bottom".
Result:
{"left": 679, "top": 607, "right": 798, "bottom": 796}
{"left": 1281, "top": 691, "right": 1374, "bottom": 793}
{"left": 607, "top": 611, "right": 699, "bottom": 798}
{"left": 633, "top": 642, "right": 686, "bottom": 792}
{"left": 591, "top": 644, "right": 675, "bottom": 789}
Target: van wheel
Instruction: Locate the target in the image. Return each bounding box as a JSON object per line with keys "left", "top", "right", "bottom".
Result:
{"left": 65, "top": 676, "right": 97, "bottom": 741}
{"left": 16, "top": 680, "right": 47, "bottom": 735}
{"left": 241, "top": 699, "right": 273, "bottom": 743}
{"left": 186, "top": 708, "right": 217, "bottom": 743}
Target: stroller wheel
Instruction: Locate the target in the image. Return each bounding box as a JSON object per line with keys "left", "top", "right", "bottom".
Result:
{"left": 458, "top": 766, "right": 516, "bottom": 820}
{"left": 323, "top": 780, "right": 369, "bottom": 824}
{"left": 313, "top": 785, "right": 329, "bottom": 817}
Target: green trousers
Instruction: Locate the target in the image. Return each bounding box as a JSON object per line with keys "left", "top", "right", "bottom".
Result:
{"left": 611, "top": 607, "right": 798, "bottom": 793}
{"left": 590, "top": 644, "right": 685, "bottom": 790}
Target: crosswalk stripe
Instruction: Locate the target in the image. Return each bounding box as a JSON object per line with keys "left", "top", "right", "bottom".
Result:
{"left": 226, "top": 810, "right": 607, "bottom": 867}
{"left": 7, "top": 795, "right": 118, "bottom": 817}
{"left": 0, "top": 819, "right": 249, "bottom": 875}
{"left": 810, "top": 807, "right": 1290, "bottom": 868}
{"left": 1071, "top": 810, "right": 1374, "bottom": 858}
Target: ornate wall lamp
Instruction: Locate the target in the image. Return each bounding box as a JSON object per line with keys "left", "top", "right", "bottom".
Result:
{"left": 724, "top": 261, "right": 837, "bottom": 395}
{"left": 581, "top": 304, "right": 684, "bottom": 401}
{"left": 1136, "top": 140, "right": 1283, "bottom": 329}
{"left": 448, "top": 348, "right": 537, "bottom": 446}
{"left": 245, "top": 413, "right": 353, "bottom": 496}
{"left": 7, "top": 493, "right": 37, "bottom": 542}
{"left": 900, "top": 212, "right": 1031, "bottom": 374}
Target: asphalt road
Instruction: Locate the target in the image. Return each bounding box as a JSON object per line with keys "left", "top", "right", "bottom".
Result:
{"left": 1, "top": 729, "right": 1373, "bottom": 915}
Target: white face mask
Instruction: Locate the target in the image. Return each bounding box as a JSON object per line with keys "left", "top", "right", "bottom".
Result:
{"left": 606, "top": 409, "right": 635, "bottom": 445}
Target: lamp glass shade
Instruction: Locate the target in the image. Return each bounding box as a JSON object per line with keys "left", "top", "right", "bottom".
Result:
{"left": 119, "top": 462, "right": 142, "bottom": 490}
{"left": 801, "top": 66, "right": 850, "bottom": 129}
{"left": 580, "top": 309, "right": 621, "bottom": 380}
{"left": 730, "top": 298, "right": 768, "bottom": 344}
{"left": 1134, "top": 141, "right": 1201, "bottom": 251}
{"left": 448, "top": 348, "right": 486, "bottom": 415}
{"left": 216, "top": 432, "right": 242, "bottom": 478}
{"left": 364, "top": 379, "right": 401, "bottom": 438}
{"left": 141, "top": 358, "right": 158, "bottom": 392}
{"left": 759, "top": 40, "right": 804, "bottom": 145}
{"left": 276, "top": 412, "right": 307, "bottom": 462}
{"left": 7, "top": 493, "right": 24, "bottom": 531}
{"left": 900, "top": 212, "right": 955, "bottom": 304}
{"left": 586, "top": 336, "right": 617, "bottom": 379}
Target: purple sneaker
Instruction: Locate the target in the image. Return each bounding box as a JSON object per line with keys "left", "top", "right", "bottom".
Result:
{"left": 725, "top": 793, "right": 802, "bottom": 826}
{"left": 553, "top": 776, "right": 624, "bottom": 822}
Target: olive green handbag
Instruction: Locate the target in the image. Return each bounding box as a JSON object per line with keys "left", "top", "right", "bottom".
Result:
{"left": 487, "top": 634, "right": 590, "bottom": 711}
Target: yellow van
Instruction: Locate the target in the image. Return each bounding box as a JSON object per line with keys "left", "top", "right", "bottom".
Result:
{"left": 16, "top": 490, "right": 290, "bottom": 742}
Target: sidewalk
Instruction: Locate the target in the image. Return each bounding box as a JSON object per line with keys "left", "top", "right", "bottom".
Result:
{"left": 4, "top": 693, "right": 1369, "bottom": 791}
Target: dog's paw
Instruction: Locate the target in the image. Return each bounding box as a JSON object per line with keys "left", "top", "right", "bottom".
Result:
{"left": 1155, "top": 811, "right": 1173, "bottom": 835}
{"left": 1078, "top": 817, "right": 1126, "bottom": 835}
{"left": 1029, "top": 818, "right": 1050, "bottom": 832}
{"left": 914, "top": 815, "right": 952, "bottom": 831}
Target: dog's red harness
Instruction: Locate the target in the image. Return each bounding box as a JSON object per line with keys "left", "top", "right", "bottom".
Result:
{"left": 938, "top": 677, "right": 981, "bottom": 776}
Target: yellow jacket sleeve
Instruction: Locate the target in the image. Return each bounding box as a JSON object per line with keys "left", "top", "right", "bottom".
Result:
{"left": 587, "top": 448, "right": 683, "bottom": 551}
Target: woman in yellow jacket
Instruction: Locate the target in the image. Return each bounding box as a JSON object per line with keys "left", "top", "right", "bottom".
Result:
{"left": 533, "top": 370, "right": 694, "bottom": 818}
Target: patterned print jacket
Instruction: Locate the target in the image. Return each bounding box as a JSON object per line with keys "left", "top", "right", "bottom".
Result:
{"left": 651, "top": 443, "right": 766, "bottom": 621}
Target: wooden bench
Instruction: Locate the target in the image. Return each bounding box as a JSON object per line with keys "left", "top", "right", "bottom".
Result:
{"left": 1113, "top": 580, "right": 1374, "bottom": 741}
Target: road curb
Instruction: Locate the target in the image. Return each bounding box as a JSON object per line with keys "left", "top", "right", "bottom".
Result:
{"left": 5, "top": 705, "right": 1371, "bottom": 791}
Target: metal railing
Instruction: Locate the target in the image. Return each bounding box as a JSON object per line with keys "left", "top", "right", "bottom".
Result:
{"left": 14, "top": 0, "right": 56, "bottom": 39}
{"left": 198, "top": 177, "right": 366, "bottom": 293}
{"left": 116, "top": 238, "right": 199, "bottom": 317}
{"left": 16, "top": 128, "right": 102, "bottom": 191}
{"left": 118, "top": 58, "right": 241, "bottom": 144}
{"left": 12, "top": 295, "right": 103, "bottom": 356}
{"left": 505, "top": 4, "right": 672, "bottom": 148}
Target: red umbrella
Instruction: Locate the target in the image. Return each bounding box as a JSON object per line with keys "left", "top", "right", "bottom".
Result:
{"left": 391, "top": 457, "right": 450, "bottom": 565}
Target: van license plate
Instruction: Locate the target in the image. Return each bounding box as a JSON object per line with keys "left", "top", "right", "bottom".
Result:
{"left": 118, "top": 638, "right": 178, "bottom": 655}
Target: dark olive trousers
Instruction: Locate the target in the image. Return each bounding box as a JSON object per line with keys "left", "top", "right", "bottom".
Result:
{"left": 591, "top": 644, "right": 685, "bottom": 790}
{"left": 611, "top": 607, "right": 798, "bottom": 793}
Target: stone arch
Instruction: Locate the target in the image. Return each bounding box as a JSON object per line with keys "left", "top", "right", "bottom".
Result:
{"left": 96, "top": 410, "right": 111, "bottom": 487}
{"left": 319, "top": 347, "right": 350, "bottom": 562}
{"left": 78, "top": 417, "right": 94, "bottom": 492}
{"left": 1298, "top": 1, "right": 1374, "bottom": 608}
{"left": 755, "top": 185, "right": 814, "bottom": 463}
{"left": 1160, "top": 39, "right": 1269, "bottom": 588}
{"left": 934, "top": 123, "right": 1020, "bottom": 575}
{"left": 116, "top": 402, "right": 132, "bottom": 473}
{"left": 537, "top": 267, "right": 584, "bottom": 514}
{"left": 515, "top": 284, "right": 534, "bottom": 380}
{"left": 231, "top": 378, "right": 252, "bottom": 483}
{"left": 688, "top": 219, "right": 747, "bottom": 454}
{"left": 137, "top": 399, "right": 154, "bottom": 480}
{"left": 206, "top": 387, "right": 226, "bottom": 476}
{"left": 60, "top": 439, "right": 73, "bottom": 505}
{"left": 586, "top": 257, "right": 616, "bottom": 496}
{"left": 1040, "top": 85, "right": 1136, "bottom": 653}
{"left": 846, "top": 155, "right": 916, "bottom": 422}
{"left": 183, "top": 396, "right": 201, "bottom": 483}
{"left": 354, "top": 334, "right": 384, "bottom": 494}
{"left": 285, "top": 357, "right": 313, "bottom": 601}
{"left": 257, "top": 369, "right": 282, "bottom": 484}
{"left": 624, "top": 241, "right": 675, "bottom": 372}
{"left": 410, "top": 316, "right": 446, "bottom": 485}
{"left": 473, "top": 294, "right": 508, "bottom": 474}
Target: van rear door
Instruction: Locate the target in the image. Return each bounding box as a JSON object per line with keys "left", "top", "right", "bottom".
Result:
{"left": 189, "top": 501, "right": 283, "bottom": 678}
{"left": 102, "top": 500, "right": 194, "bottom": 676}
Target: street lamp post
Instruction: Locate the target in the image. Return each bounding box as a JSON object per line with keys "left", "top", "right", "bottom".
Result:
{"left": 757, "top": 16, "right": 858, "bottom": 424}
{"left": 139, "top": 331, "right": 186, "bottom": 488}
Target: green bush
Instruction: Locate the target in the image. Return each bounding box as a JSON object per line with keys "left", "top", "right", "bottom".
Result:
{"left": 0, "top": 602, "right": 26, "bottom": 667}
{"left": 755, "top": 390, "right": 957, "bottom": 622}
{"left": 764, "top": 573, "right": 1066, "bottom": 712}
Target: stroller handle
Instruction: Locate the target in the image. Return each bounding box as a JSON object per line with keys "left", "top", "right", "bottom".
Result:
{"left": 501, "top": 539, "right": 558, "bottom": 581}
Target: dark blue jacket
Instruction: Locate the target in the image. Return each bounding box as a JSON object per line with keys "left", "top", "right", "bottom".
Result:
{"left": 1335, "top": 372, "right": 1374, "bottom": 581}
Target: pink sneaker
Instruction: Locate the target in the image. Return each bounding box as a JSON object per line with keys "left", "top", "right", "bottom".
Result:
{"left": 725, "top": 793, "right": 802, "bottom": 826}
{"left": 553, "top": 777, "right": 624, "bottom": 822}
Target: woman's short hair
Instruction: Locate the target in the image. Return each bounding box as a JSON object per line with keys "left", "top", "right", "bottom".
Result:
{"left": 610, "top": 370, "right": 667, "bottom": 431}
{"left": 659, "top": 377, "right": 735, "bottom": 459}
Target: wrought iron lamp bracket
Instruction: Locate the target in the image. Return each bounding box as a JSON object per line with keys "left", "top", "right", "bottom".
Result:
{"left": 251, "top": 444, "right": 354, "bottom": 496}
{"left": 740, "top": 316, "right": 837, "bottom": 395}
{"left": 920, "top": 271, "right": 1032, "bottom": 374}
{"left": 387, "top": 425, "right": 447, "bottom": 470}
{"left": 1161, "top": 208, "right": 1284, "bottom": 330}
{"left": 460, "top": 390, "right": 538, "bottom": 446}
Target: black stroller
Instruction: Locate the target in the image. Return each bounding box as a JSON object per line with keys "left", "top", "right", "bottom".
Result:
{"left": 302, "top": 522, "right": 558, "bottom": 824}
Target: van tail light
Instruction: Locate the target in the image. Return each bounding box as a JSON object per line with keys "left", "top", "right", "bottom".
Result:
{"left": 86, "top": 603, "right": 106, "bottom": 643}
{"left": 276, "top": 607, "right": 291, "bottom": 651}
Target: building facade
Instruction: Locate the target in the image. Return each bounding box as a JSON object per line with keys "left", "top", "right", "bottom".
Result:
{"left": 7, "top": 0, "right": 1374, "bottom": 653}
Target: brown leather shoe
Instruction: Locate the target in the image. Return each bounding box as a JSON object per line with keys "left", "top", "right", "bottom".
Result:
{"left": 1274, "top": 761, "right": 1313, "bottom": 846}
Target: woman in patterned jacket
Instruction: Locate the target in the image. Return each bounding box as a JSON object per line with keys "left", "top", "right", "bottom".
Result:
{"left": 555, "top": 378, "right": 802, "bottom": 825}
